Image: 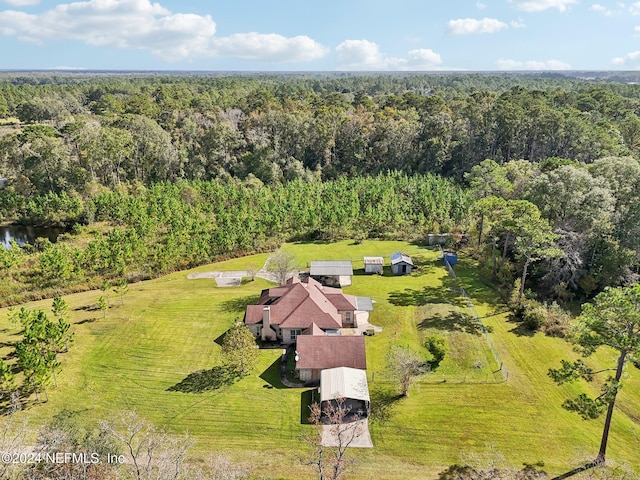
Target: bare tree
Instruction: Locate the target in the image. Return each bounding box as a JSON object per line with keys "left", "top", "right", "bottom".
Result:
{"left": 301, "top": 398, "right": 365, "bottom": 480}
{"left": 266, "top": 249, "right": 297, "bottom": 285}
{"left": 246, "top": 265, "right": 258, "bottom": 281}
{"left": 0, "top": 394, "right": 28, "bottom": 480}
{"left": 386, "top": 344, "right": 430, "bottom": 397}
{"left": 100, "top": 410, "right": 193, "bottom": 480}
{"left": 189, "top": 453, "right": 252, "bottom": 480}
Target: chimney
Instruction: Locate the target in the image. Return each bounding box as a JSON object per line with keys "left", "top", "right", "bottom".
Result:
{"left": 262, "top": 306, "right": 270, "bottom": 341}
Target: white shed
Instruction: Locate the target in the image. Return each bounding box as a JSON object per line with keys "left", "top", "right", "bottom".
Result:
{"left": 363, "top": 256, "right": 384, "bottom": 274}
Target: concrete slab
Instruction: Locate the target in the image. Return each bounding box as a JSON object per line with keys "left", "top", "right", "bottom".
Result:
{"left": 320, "top": 419, "right": 373, "bottom": 448}
{"left": 215, "top": 277, "right": 242, "bottom": 287}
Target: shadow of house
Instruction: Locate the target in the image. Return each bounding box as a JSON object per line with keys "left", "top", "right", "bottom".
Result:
{"left": 300, "top": 389, "right": 316, "bottom": 424}
{"left": 167, "top": 366, "right": 237, "bottom": 394}
{"left": 259, "top": 356, "right": 286, "bottom": 389}
{"left": 213, "top": 329, "right": 229, "bottom": 347}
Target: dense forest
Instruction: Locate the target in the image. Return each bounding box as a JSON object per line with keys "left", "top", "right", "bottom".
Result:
{"left": 2, "top": 72, "right": 640, "bottom": 311}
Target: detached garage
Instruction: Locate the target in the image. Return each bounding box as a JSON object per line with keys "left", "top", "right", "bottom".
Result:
{"left": 319, "top": 367, "right": 370, "bottom": 423}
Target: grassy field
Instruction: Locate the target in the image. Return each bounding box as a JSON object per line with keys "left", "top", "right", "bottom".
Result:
{"left": 1, "top": 240, "right": 639, "bottom": 479}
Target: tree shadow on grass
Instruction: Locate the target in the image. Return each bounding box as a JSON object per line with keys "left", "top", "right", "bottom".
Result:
{"left": 217, "top": 294, "right": 261, "bottom": 314}
{"left": 167, "top": 366, "right": 238, "bottom": 394}
{"left": 389, "top": 284, "right": 465, "bottom": 308}
{"left": 418, "top": 310, "right": 483, "bottom": 335}
{"left": 75, "top": 318, "right": 97, "bottom": 325}
{"left": 407, "top": 255, "right": 438, "bottom": 278}
{"left": 506, "top": 313, "right": 537, "bottom": 338}
{"left": 259, "top": 356, "right": 286, "bottom": 389}
{"left": 549, "top": 461, "right": 598, "bottom": 480}
{"left": 74, "top": 304, "right": 101, "bottom": 312}
{"left": 369, "top": 387, "right": 403, "bottom": 424}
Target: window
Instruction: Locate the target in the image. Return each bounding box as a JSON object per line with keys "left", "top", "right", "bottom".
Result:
{"left": 290, "top": 329, "right": 302, "bottom": 341}
{"left": 345, "top": 311, "right": 353, "bottom": 323}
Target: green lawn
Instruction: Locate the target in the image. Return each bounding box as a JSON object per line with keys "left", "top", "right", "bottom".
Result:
{"left": 1, "top": 240, "right": 639, "bottom": 479}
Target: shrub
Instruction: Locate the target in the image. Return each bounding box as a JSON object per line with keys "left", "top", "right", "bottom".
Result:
{"left": 423, "top": 335, "right": 447, "bottom": 369}
{"left": 541, "top": 302, "right": 571, "bottom": 338}
{"left": 521, "top": 300, "right": 547, "bottom": 331}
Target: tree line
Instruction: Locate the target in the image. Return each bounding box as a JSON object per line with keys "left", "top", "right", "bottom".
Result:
{"left": 0, "top": 173, "right": 467, "bottom": 306}
{"left": 1, "top": 73, "right": 640, "bottom": 202}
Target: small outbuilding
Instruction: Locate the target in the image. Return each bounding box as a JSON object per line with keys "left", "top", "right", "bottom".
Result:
{"left": 390, "top": 252, "right": 413, "bottom": 275}
{"left": 310, "top": 260, "right": 353, "bottom": 287}
{"left": 363, "top": 256, "right": 384, "bottom": 274}
{"left": 319, "top": 367, "right": 370, "bottom": 423}
{"left": 443, "top": 251, "right": 458, "bottom": 266}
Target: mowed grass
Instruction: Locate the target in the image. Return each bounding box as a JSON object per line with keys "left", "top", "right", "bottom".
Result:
{"left": 0, "top": 240, "right": 639, "bottom": 479}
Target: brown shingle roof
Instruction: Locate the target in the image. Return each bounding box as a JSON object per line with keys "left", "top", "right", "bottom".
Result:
{"left": 243, "top": 276, "right": 347, "bottom": 330}
{"left": 295, "top": 336, "right": 367, "bottom": 371}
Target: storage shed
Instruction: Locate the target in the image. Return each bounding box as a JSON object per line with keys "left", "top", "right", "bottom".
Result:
{"left": 363, "top": 256, "right": 384, "bottom": 274}
{"left": 390, "top": 252, "right": 413, "bottom": 275}
{"left": 443, "top": 251, "right": 458, "bottom": 266}
{"left": 310, "top": 260, "right": 353, "bottom": 287}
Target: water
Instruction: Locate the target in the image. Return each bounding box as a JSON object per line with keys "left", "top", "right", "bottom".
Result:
{"left": 1, "top": 224, "right": 66, "bottom": 249}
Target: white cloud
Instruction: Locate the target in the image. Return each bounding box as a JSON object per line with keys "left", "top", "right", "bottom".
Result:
{"left": 2, "top": 0, "right": 39, "bottom": 6}
{"left": 447, "top": 18, "right": 508, "bottom": 35}
{"left": 591, "top": 3, "right": 626, "bottom": 15}
{"left": 476, "top": 1, "right": 487, "bottom": 8}
{"left": 0, "top": 0, "right": 327, "bottom": 63}
{"left": 591, "top": 3, "right": 614, "bottom": 15}
{"left": 404, "top": 49, "right": 444, "bottom": 69}
{"left": 630, "top": 1, "right": 640, "bottom": 14}
{"left": 496, "top": 58, "right": 572, "bottom": 69}
{"left": 510, "top": 0, "right": 577, "bottom": 12}
{"left": 612, "top": 50, "right": 640, "bottom": 65}
{"left": 336, "top": 40, "right": 442, "bottom": 70}
{"left": 336, "top": 39, "right": 385, "bottom": 69}
{"left": 211, "top": 33, "right": 327, "bottom": 62}
{"left": 510, "top": 19, "right": 526, "bottom": 27}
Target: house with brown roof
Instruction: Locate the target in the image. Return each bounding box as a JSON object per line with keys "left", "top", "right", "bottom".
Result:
{"left": 295, "top": 335, "right": 366, "bottom": 382}
{"left": 243, "top": 276, "right": 373, "bottom": 344}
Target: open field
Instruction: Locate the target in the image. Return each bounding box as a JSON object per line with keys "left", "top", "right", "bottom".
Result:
{"left": 0, "top": 239, "right": 639, "bottom": 479}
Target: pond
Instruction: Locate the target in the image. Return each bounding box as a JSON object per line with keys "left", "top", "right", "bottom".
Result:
{"left": 1, "top": 224, "right": 67, "bottom": 249}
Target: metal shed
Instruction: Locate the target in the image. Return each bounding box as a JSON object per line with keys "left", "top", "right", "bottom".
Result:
{"left": 310, "top": 260, "right": 353, "bottom": 287}
{"left": 390, "top": 252, "right": 414, "bottom": 275}
{"left": 363, "top": 256, "right": 384, "bottom": 274}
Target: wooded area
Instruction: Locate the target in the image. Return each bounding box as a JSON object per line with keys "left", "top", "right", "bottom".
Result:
{"left": 2, "top": 72, "right": 640, "bottom": 308}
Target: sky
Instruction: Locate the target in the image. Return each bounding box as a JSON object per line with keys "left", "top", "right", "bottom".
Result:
{"left": 0, "top": 0, "right": 639, "bottom": 71}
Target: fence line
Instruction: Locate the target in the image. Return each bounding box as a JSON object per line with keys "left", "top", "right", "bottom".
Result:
{"left": 438, "top": 246, "right": 509, "bottom": 383}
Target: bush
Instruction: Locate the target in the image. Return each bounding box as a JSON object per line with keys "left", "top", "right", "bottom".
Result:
{"left": 541, "top": 302, "right": 571, "bottom": 338}
{"left": 423, "top": 335, "right": 447, "bottom": 369}
{"left": 521, "top": 300, "right": 547, "bottom": 331}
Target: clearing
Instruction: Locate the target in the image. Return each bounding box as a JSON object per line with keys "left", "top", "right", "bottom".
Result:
{"left": 0, "top": 239, "right": 639, "bottom": 479}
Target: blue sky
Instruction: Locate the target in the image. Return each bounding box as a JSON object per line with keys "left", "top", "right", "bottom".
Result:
{"left": 0, "top": 0, "right": 639, "bottom": 71}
